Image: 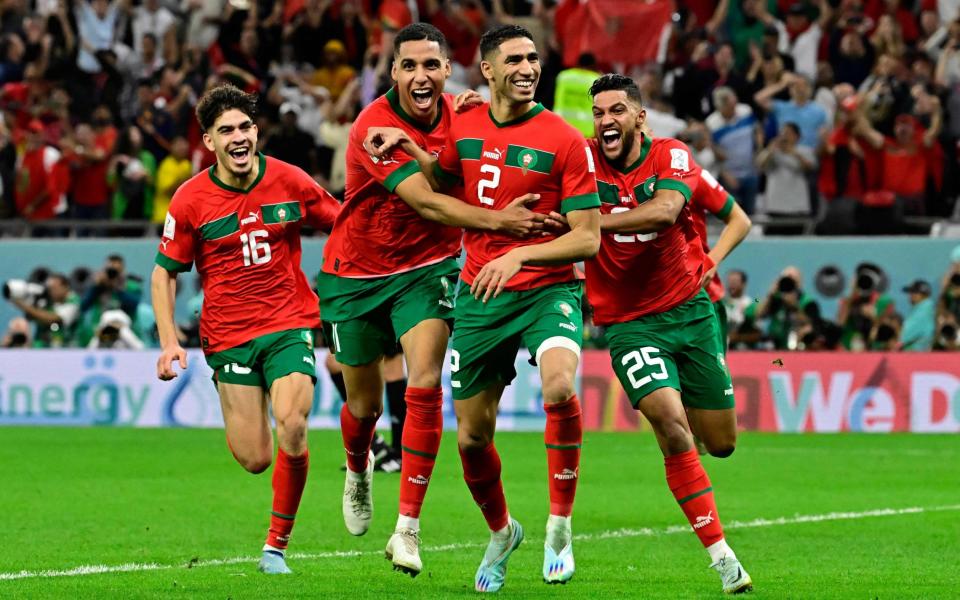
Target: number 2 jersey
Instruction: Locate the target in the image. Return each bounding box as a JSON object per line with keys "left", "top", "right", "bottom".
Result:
{"left": 155, "top": 154, "right": 340, "bottom": 354}
{"left": 434, "top": 102, "right": 600, "bottom": 290}
{"left": 689, "top": 169, "right": 736, "bottom": 303}
{"left": 585, "top": 134, "right": 708, "bottom": 326}
{"left": 321, "top": 88, "right": 463, "bottom": 278}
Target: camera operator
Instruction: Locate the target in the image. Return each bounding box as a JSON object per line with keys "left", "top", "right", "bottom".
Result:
{"left": 3, "top": 272, "right": 79, "bottom": 347}
{"left": 756, "top": 267, "right": 821, "bottom": 349}
{"left": 87, "top": 309, "right": 145, "bottom": 350}
{"left": 78, "top": 254, "right": 141, "bottom": 345}
{"left": 936, "top": 270, "right": 960, "bottom": 325}
{"left": 899, "top": 280, "right": 935, "bottom": 351}
{"left": 837, "top": 264, "right": 895, "bottom": 350}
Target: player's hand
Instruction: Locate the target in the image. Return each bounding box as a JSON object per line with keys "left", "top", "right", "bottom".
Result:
{"left": 363, "top": 126, "right": 410, "bottom": 158}
{"left": 471, "top": 250, "right": 524, "bottom": 302}
{"left": 496, "top": 193, "right": 544, "bottom": 237}
{"left": 157, "top": 345, "right": 188, "bottom": 381}
{"left": 454, "top": 89, "right": 484, "bottom": 112}
{"left": 544, "top": 210, "right": 569, "bottom": 235}
{"left": 699, "top": 264, "right": 718, "bottom": 289}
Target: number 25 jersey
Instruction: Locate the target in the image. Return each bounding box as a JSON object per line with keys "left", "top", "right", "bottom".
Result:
{"left": 585, "top": 135, "right": 707, "bottom": 326}
{"left": 156, "top": 154, "right": 340, "bottom": 353}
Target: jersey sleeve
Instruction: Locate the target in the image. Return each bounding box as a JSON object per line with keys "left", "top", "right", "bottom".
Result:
{"left": 697, "top": 169, "right": 735, "bottom": 219}
{"left": 295, "top": 167, "right": 341, "bottom": 232}
{"left": 653, "top": 139, "right": 700, "bottom": 202}
{"left": 351, "top": 118, "right": 421, "bottom": 193}
{"left": 155, "top": 190, "right": 196, "bottom": 273}
{"left": 558, "top": 134, "right": 600, "bottom": 214}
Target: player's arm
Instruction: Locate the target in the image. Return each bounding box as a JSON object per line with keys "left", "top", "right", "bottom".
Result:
{"left": 470, "top": 208, "right": 600, "bottom": 302}
{"left": 151, "top": 265, "right": 187, "bottom": 380}
{"left": 702, "top": 197, "right": 752, "bottom": 288}
{"left": 602, "top": 189, "right": 686, "bottom": 233}
{"left": 393, "top": 172, "right": 543, "bottom": 236}
{"left": 364, "top": 126, "right": 449, "bottom": 191}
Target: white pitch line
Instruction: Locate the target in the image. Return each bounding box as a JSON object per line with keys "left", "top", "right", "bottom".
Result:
{"left": 2, "top": 504, "right": 958, "bottom": 582}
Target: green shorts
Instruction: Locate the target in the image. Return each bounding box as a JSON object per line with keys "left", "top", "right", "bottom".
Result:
{"left": 205, "top": 328, "right": 317, "bottom": 390}
{"left": 713, "top": 299, "right": 728, "bottom": 354}
{"left": 317, "top": 259, "right": 459, "bottom": 366}
{"left": 451, "top": 280, "right": 583, "bottom": 400}
{"left": 606, "top": 290, "right": 733, "bottom": 410}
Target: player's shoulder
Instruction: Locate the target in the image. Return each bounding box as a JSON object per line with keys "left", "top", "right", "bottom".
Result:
{"left": 264, "top": 155, "right": 315, "bottom": 186}
{"left": 450, "top": 101, "right": 491, "bottom": 132}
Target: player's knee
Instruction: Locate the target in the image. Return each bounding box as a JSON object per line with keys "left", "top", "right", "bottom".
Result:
{"left": 457, "top": 428, "right": 493, "bottom": 452}
{"left": 541, "top": 372, "right": 575, "bottom": 405}
{"left": 277, "top": 413, "right": 308, "bottom": 445}
{"left": 406, "top": 365, "right": 442, "bottom": 389}
{"left": 239, "top": 453, "right": 272, "bottom": 474}
{"left": 706, "top": 436, "right": 736, "bottom": 458}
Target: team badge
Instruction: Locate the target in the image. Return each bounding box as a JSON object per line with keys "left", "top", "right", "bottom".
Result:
{"left": 717, "top": 352, "right": 727, "bottom": 369}
{"left": 302, "top": 330, "right": 313, "bottom": 349}
{"left": 519, "top": 149, "right": 538, "bottom": 175}
{"left": 555, "top": 301, "right": 573, "bottom": 318}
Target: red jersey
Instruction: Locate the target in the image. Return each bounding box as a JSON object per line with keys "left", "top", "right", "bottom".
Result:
{"left": 156, "top": 154, "right": 340, "bottom": 354}
{"left": 689, "top": 169, "right": 736, "bottom": 303}
{"left": 435, "top": 103, "right": 600, "bottom": 290}
{"left": 585, "top": 135, "right": 707, "bottom": 326}
{"left": 322, "top": 88, "right": 462, "bottom": 277}
{"left": 15, "top": 145, "right": 66, "bottom": 221}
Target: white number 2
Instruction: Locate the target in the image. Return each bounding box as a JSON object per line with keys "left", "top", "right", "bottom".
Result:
{"left": 240, "top": 229, "right": 272, "bottom": 266}
{"left": 477, "top": 164, "right": 500, "bottom": 206}
{"left": 622, "top": 346, "right": 668, "bottom": 389}
{"left": 611, "top": 205, "right": 658, "bottom": 243}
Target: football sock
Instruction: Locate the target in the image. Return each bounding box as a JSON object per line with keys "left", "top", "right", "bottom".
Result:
{"left": 398, "top": 387, "right": 443, "bottom": 518}
{"left": 264, "top": 449, "right": 309, "bottom": 550}
{"left": 340, "top": 403, "right": 376, "bottom": 473}
{"left": 329, "top": 371, "right": 347, "bottom": 402}
{"left": 396, "top": 514, "right": 420, "bottom": 531}
{"left": 544, "top": 395, "right": 582, "bottom": 517}
{"left": 545, "top": 514, "right": 572, "bottom": 554}
{"left": 665, "top": 448, "right": 725, "bottom": 548}
{"left": 460, "top": 443, "right": 510, "bottom": 532}
{"left": 385, "top": 378, "right": 408, "bottom": 453}
{"left": 707, "top": 539, "right": 736, "bottom": 564}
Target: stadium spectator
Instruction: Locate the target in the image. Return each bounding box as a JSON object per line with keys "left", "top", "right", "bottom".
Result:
{"left": 553, "top": 53, "right": 600, "bottom": 138}
{"left": 707, "top": 86, "right": 760, "bottom": 214}
{"left": 130, "top": 0, "right": 179, "bottom": 56}
{"left": 77, "top": 254, "right": 141, "bottom": 345}
{"left": 837, "top": 263, "right": 897, "bottom": 350}
{"left": 899, "top": 279, "right": 935, "bottom": 351}
{"left": 75, "top": 0, "right": 121, "bottom": 75}
{"left": 317, "top": 78, "right": 361, "bottom": 195}
{"left": 263, "top": 102, "right": 318, "bottom": 176}
{"left": 309, "top": 39, "right": 357, "bottom": 101}
{"left": 723, "top": 269, "right": 761, "bottom": 349}
{"left": 109, "top": 125, "right": 156, "bottom": 221}
{"left": 87, "top": 308, "right": 144, "bottom": 349}
{"left": 781, "top": 1, "right": 830, "bottom": 81}
{"left": 152, "top": 136, "right": 193, "bottom": 224}
{"left": 830, "top": 21, "right": 875, "bottom": 89}
{"left": 14, "top": 119, "right": 66, "bottom": 225}
{"left": 64, "top": 121, "right": 115, "bottom": 231}
{"left": 4, "top": 272, "right": 79, "bottom": 347}
{"left": 1, "top": 316, "right": 31, "bottom": 347}
{"left": 681, "top": 120, "right": 720, "bottom": 174}
{"left": 755, "top": 121, "right": 815, "bottom": 217}
{"left": 755, "top": 266, "right": 821, "bottom": 350}
{"left": 755, "top": 72, "right": 828, "bottom": 150}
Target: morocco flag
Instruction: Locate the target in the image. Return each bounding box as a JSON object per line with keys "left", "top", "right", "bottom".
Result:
{"left": 559, "top": 0, "right": 673, "bottom": 68}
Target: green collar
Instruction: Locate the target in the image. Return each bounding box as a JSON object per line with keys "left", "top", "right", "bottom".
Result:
{"left": 208, "top": 152, "right": 267, "bottom": 194}
{"left": 488, "top": 102, "right": 544, "bottom": 128}
{"left": 613, "top": 133, "right": 653, "bottom": 174}
{"left": 385, "top": 86, "right": 443, "bottom": 133}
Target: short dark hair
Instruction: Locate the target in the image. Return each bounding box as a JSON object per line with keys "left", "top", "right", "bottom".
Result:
{"left": 730, "top": 269, "right": 747, "bottom": 284}
{"left": 782, "top": 122, "right": 801, "bottom": 136}
{"left": 106, "top": 254, "right": 124, "bottom": 264}
{"left": 479, "top": 24, "right": 534, "bottom": 61}
{"left": 48, "top": 273, "right": 70, "bottom": 288}
{"left": 195, "top": 84, "right": 258, "bottom": 132}
{"left": 588, "top": 73, "right": 643, "bottom": 106}
{"left": 393, "top": 22, "right": 448, "bottom": 56}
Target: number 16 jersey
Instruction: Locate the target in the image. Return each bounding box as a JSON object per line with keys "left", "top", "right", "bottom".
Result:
{"left": 155, "top": 154, "right": 340, "bottom": 354}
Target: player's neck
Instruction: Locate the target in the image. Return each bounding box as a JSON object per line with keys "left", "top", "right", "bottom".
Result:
{"left": 214, "top": 155, "right": 260, "bottom": 190}
{"left": 489, "top": 95, "right": 536, "bottom": 125}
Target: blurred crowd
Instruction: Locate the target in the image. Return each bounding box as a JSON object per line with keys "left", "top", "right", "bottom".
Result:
{"left": 0, "top": 1, "right": 958, "bottom": 234}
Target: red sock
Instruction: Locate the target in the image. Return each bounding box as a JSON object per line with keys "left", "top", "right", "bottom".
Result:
{"left": 340, "top": 403, "right": 376, "bottom": 473}
{"left": 665, "top": 449, "right": 724, "bottom": 547}
{"left": 460, "top": 443, "right": 509, "bottom": 531}
{"left": 398, "top": 387, "right": 443, "bottom": 518}
{"left": 544, "top": 395, "right": 582, "bottom": 516}
{"left": 265, "top": 449, "right": 309, "bottom": 550}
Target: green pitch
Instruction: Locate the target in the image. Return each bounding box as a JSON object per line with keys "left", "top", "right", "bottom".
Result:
{"left": 1, "top": 428, "right": 957, "bottom": 598}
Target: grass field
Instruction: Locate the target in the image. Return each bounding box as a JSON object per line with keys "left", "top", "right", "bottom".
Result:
{"left": 0, "top": 428, "right": 957, "bottom": 598}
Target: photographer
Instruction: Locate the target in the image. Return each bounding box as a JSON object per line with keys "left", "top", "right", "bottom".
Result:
{"left": 936, "top": 270, "right": 960, "bottom": 325}
{"left": 3, "top": 272, "right": 79, "bottom": 347}
{"left": 77, "top": 254, "right": 141, "bottom": 345}
{"left": 87, "top": 309, "right": 145, "bottom": 350}
{"left": 756, "top": 267, "right": 821, "bottom": 349}
{"left": 837, "top": 264, "right": 896, "bottom": 350}
{"left": 899, "top": 280, "right": 935, "bottom": 351}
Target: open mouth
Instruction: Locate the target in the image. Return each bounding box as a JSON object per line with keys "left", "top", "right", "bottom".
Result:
{"left": 410, "top": 88, "right": 433, "bottom": 109}
{"left": 601, "top": 128, "right": 622, "bottom": 152}
{"left": 228, "top": 146, "right": 251, "bottom": 166}
{"left": 512, "top": 79, "right": 534, "bottom": 93}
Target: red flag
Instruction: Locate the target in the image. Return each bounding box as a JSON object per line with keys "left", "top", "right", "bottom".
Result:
{"left": 561, "top": 0, "right": 673, "bottom": 69}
